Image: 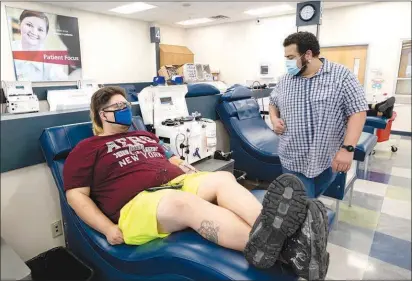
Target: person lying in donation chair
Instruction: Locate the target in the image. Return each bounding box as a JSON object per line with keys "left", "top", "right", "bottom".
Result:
{"left": 367, "top": 96, "right": 395, "bottom": 118}
{"left": 64, "top": 86, "right": 330, "bottom": 280}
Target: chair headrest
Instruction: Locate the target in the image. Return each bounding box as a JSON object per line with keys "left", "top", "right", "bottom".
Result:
{"left": 40, "top": 122, "right": 93, "bottom": 166}
{"left": 233, "top": 99, "right": 261, "bottom": 120}
{"left": 130, "top": 116, "right": 147, "bottom": 131}
{"left": 40, "top": 116, "right": 146, "bottom": 166}
{"left": 220, "top": 85, "right": 252, "bottom": 102}
{"left": 120, "top": 84, "right": 138, "bottom": 102}
{"left": 186, "top": 83, "right": 220, "bottom": 97}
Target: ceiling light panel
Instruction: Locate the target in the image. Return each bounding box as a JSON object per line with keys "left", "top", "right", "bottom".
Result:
{"left": 176, "top": 18, "right": 214, "bottom": 26}
{"left": 109, "top": 2, "right": 157, "bottom": 14}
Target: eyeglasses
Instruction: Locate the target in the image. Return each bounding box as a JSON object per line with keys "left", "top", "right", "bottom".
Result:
{"left": 102, "top": 101, "right": 131, "bottom": 112}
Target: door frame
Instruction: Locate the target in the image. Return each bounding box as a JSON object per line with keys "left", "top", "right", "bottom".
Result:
{"left": 392, "top": 38, "right": 412, "bottom": 96}
{"left": 320, "top": 43, "right": 370, "bottom": 90}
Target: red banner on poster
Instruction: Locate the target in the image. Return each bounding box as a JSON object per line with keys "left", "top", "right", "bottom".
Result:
{"left": 12, "top": 51, "right": 81, "bottom": 67}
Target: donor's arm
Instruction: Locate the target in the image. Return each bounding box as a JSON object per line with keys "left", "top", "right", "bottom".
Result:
{"left": 169, "top": 155, "right": 198, "bottom": 174}
{"left": 66, "top": 187, "right": 124, "bottom": 245}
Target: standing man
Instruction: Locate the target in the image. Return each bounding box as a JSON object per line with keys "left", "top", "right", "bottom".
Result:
{"left": 269, "top": 32, "right": 368, "bottom": 198}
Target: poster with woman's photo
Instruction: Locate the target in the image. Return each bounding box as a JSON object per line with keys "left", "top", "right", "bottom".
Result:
{"left": 6, "top": 6, "right": 82, "bottom": 81}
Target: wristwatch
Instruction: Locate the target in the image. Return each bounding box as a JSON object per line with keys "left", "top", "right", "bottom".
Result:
{"left": 341, "top": 145, "right": 355, "bottom": 152}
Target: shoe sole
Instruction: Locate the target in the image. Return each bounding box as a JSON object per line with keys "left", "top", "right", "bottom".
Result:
{"left": 378, "top": 97, "right": 395, "bottom": 113}
{"left": 244, "top": 174, "right": 307, "bottom": 269}
{"left": 314, "top": 200, "right": 330, "bottom": 280}
{"left": 297, "top": 199, "right": 329, "bottom": 281}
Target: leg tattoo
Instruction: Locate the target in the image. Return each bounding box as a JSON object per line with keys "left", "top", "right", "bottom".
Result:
{"left": 197, "top": 220, "right": 220, "bottom": 244}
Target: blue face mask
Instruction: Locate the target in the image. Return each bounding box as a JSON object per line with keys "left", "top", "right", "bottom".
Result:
{"left": 104, "top": 106, "right": 132, "bottom": 127}
{"left": 285, "top": 59, "right": 301, "bottom": 76}
{"left": 285, "top": 54, "right": 306, "bottom": 76}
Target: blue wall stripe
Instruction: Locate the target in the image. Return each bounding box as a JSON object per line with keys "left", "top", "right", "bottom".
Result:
{"left": 391, "top": 130, "right": 412, "bottom": 137}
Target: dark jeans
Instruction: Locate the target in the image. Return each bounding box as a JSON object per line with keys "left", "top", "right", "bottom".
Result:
{"left": 281, "top": 167, "right": 337, "bottom": 198}
{"left": 367, "top": 99, "right": 394, "bottom": 119}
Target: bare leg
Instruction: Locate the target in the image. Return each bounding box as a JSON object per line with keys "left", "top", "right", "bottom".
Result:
{"left": 196, "top": 171, "right": 262, "bottom": 227}
{"left": 157, "top": 190, "right": 251, "bottom": 251}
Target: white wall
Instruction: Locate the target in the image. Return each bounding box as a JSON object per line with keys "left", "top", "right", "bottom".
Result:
{"left": 158, "top": 24, "right": 187, "bottom": 46}
{"left": 1, "top": 164, "right": 65, "bottom": 261}
{"left": 0, "top": 2, "right": 186, "bottom": 84}
{"left": 186, "top": 2, "right": 411, "bottom": 97}
{"left": 186, "top": 15, "right": 296, "bottom": 86}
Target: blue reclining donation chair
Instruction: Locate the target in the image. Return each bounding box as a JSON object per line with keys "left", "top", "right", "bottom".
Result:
{"left": 217, "top": 85, "right": 379, "bottom": 230}
{"left": 40, "top": 116, "right": 338, "bottom": 280}
{"left": 216, "top": 86, "right": 282, "bottom": 182}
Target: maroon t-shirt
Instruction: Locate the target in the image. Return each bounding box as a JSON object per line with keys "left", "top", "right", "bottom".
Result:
{"left": 63, "top": 131, "right": 184, "bottom": 223}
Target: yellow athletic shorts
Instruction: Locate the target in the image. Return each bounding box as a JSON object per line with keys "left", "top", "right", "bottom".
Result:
{"left": 118, "top": 172, "right": 209, "bottom": 245}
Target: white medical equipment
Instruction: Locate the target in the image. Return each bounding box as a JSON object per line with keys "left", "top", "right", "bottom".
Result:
{"left": 259, "top": 63, "right": 273, "bottom": 79}
{"left": 257, "top": 96, "right": 273, "bottom": 129}
{"left": 77, "top": 80, "right": 100, "bottom": 91}
{"left": 1, "top": 81, "right": 39, "bottom": 114}
{"left": 47, "top": 88, "right": 94, "bottom": 111}
{"left": 139, "top": 85, "right": 217, "bottom": 164}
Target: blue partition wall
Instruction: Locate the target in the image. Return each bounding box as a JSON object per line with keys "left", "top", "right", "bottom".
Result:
{"left": 1, "top": 90, "right": 221, "bottom": 173}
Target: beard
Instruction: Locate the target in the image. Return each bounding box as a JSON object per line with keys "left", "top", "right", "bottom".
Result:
{"left": 296, "top": 56, "right": 309, "bottom": 76}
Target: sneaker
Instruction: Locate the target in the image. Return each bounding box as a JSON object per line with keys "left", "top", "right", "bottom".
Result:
{"left": 244, "top": 174, "right": 307, "bottom": 269}
{"left": 281, "top": 199, "right": 330, "bottom": 280}
{"left": 377, "top": 97, "right": 396, "bottom": 113}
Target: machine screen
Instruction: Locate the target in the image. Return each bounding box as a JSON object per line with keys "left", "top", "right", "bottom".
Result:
{"left": 16, "top": 86, "right": 24, "bottom": 89}
{"left": 160, "top": 97, "right": 173, "bottom": 105}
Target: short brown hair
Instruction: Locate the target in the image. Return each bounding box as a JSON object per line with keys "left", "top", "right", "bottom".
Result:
{"left": 20, "top": 10, "right": 49, "bottom": 33}
{"left": 90, "top": 86, "right": 126, "bottom": 135}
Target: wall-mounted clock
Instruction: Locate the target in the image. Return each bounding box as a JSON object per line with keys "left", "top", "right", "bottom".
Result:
{"left": 296, "top": 1, "right": 322, "bottom": 27}
{"left": 299, "top": 4, "right": 316, "bottom": 21}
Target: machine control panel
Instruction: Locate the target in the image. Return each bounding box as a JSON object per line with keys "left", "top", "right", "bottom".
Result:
{"left": 139, "top": 85, "right": 189, "bottom": 126}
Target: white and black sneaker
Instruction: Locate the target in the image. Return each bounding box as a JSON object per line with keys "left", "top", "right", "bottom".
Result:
{"left": 244, "top": 174, "right": 308, "bottom": 269}
{"left": 280, "top": 199, "right": 330, "bottom": 280}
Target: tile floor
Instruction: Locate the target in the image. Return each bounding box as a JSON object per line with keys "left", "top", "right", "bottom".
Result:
{"left": 320, "top": 135, "right": 412, "bottom": 280}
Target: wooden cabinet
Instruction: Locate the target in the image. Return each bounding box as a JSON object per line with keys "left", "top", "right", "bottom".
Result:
{"left": 159, "top": 44, "right": 194, "bottom": 67}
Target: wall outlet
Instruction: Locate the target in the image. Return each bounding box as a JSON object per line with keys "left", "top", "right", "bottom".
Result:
{"left": 51, "top": 220, "right": 63, "bottom": 238}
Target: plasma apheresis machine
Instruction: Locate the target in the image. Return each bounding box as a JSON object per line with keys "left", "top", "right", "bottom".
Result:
{"left": 139, "top": 85, "right": 217, "bottom": 164}
{"left": 1, "top": 81, "right": 39, "bottom": 114}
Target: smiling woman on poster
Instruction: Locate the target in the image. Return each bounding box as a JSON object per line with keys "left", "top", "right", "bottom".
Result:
{"left": 7, "top": 8, "right": 83, "bottom": 82}
{"left": 11, "top": 10, "right": 68, "bottom": 81}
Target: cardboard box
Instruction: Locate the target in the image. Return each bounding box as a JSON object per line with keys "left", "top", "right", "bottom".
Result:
{"left": 158, "top": 65, "right": 180, "bottom": 80}
{"left": 159, "top": 44, "right": 194, "bottom": 66}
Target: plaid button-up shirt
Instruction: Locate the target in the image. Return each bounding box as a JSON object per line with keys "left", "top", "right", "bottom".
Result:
{"left": 270, "top": 58, "right": 368, "bottom": 178}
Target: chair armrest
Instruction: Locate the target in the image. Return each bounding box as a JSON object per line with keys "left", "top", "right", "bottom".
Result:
{"left": 365, "top": 116, "right": 387, "bottom": 129}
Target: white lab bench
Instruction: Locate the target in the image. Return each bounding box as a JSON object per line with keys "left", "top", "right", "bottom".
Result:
{"left": 1, "top": 237, "right": 31, "bottom": 280}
